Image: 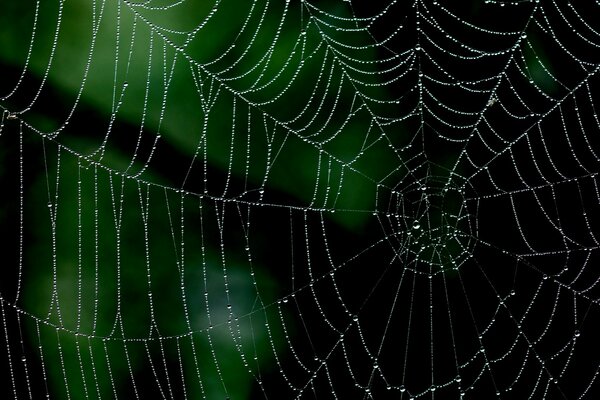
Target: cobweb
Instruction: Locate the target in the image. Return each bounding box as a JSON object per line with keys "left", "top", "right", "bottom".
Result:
{"left": 1, "top": 0, "right": 600, "bottom": 398}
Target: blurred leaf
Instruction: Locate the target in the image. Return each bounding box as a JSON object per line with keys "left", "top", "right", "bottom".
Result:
{"left": 0, "top": 1, "right": 405, "bottom": 397}
{"left": 0, "top": 0, "right": 401, "bottom": 229}
{"left": 23, "top": 140, "right": 279, "bottom": 399}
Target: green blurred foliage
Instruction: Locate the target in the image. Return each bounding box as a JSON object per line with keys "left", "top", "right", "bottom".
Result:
{"left": 22, "top": 145, "right": 282, "bottom": 399}
{"left": 0, "top": 0, "right": 397, "bottom": 229}
{"left": 0, "top": 0, "right": 521, "bottom": 398}
{"left": 0, "top": 0, "right": 571, "bottom": 398}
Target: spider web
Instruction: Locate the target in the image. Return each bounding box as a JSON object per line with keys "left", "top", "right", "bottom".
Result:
{"left": 1, "top": 0, "right": 600, "bottom": 398}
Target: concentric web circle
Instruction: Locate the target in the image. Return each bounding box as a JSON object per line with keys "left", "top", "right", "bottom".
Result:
{"left": 378, "top": 172, "right": 477, "bottom": 276}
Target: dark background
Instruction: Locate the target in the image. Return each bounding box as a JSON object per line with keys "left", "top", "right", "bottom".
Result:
{"left": 2, "top": 0, "right": 600, "bottom": 399}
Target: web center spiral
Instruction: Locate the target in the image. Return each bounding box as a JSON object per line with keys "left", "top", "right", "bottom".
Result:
{"left": 381, "top": 175, "right": 477, "bottom": 276}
